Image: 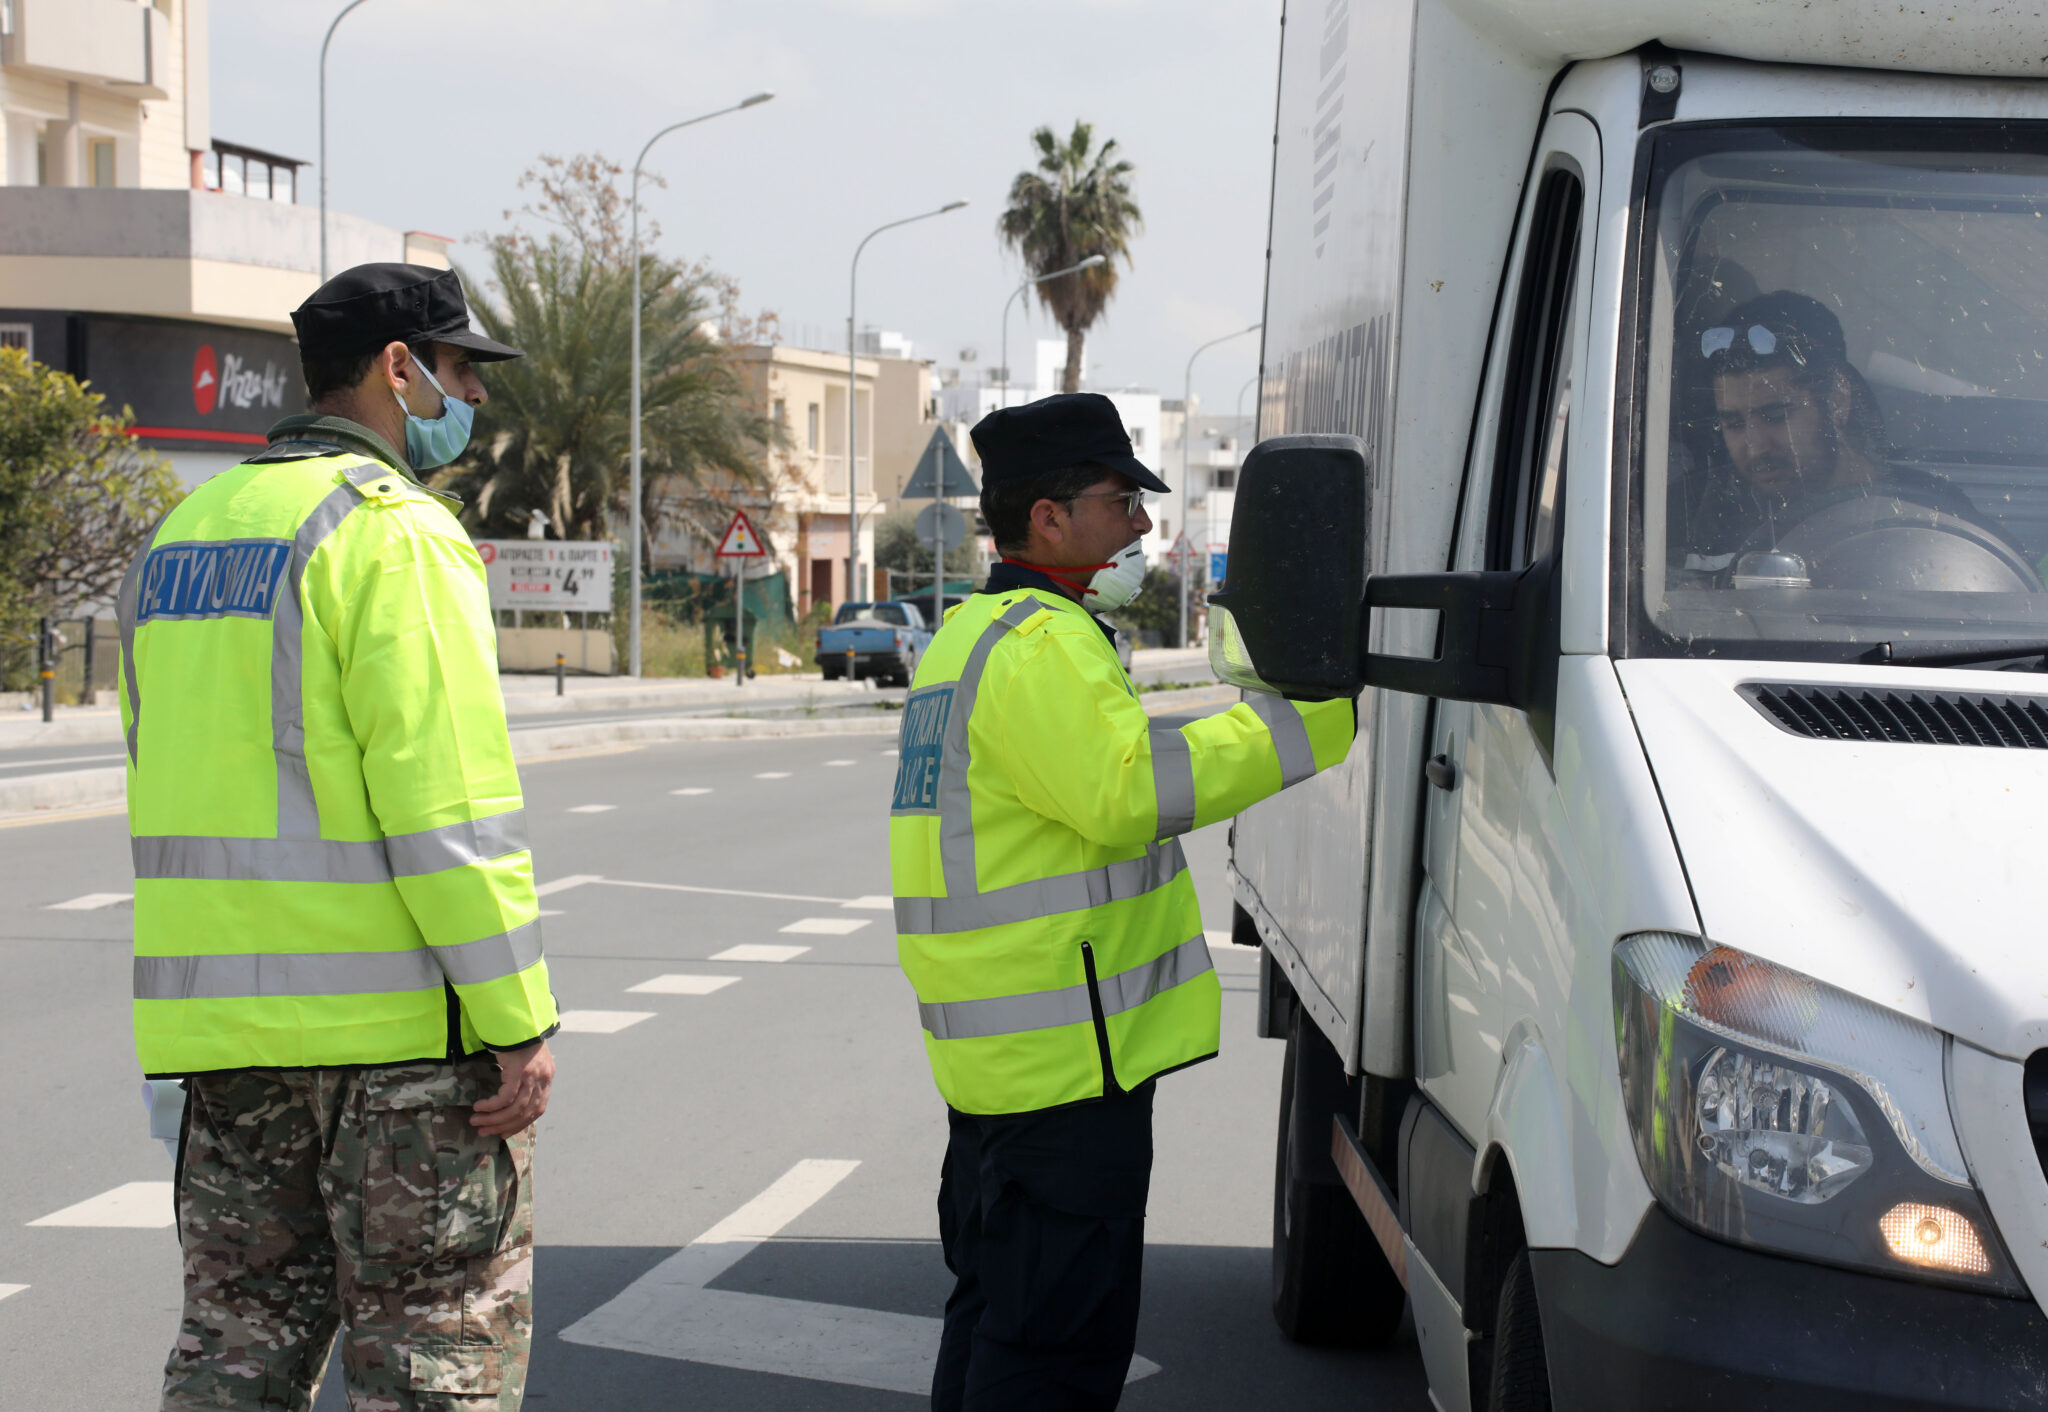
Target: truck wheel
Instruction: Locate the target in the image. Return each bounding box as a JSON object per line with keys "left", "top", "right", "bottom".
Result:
{"left": 1487, "top": 1250, "right": 1553, "bottom": 1412}
{"left": 1272, "top": 1009, "right": 1406, "bottom": 1347}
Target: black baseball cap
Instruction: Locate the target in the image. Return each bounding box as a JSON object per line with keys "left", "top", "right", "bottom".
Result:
{"left": 970, "top": 392, "right": 1171, "bottom": 493}
{"left": 290, "top": 263, "right": 523, "bottom": 363}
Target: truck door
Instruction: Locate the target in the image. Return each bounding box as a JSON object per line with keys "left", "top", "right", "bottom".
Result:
{"left": 1417, "top": 116, "right": 1597, "bottom": 1141}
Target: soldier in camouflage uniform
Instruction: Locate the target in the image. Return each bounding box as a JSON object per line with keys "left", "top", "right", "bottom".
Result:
{"left": 124, "top": 266, "right": 559, "bottom": 1412}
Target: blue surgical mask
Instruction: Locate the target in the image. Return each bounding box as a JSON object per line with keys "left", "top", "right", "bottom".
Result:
{"left": 392, "top": 349, "right": 474, "bottom": 468}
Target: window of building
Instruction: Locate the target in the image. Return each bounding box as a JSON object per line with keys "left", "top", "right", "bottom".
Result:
{"left": 34, "top": 129, "right": 45, "bottom": 187}
{"left": 773, "top": 398, "right": 787, "bottom": 428}
{"left": 0, "top": 324, "right": 31, "bottom": 361}
{"left": 807, "top": 402, "right": 820, "bottom": 452}
{"left": 1214, "top": 468, "right": 1236, "bottom": 490}
{"left": 88, "top": 138, "right": 115, "bottom": 188}
{"left": 1131, "top": 426, "right": 1145, "bottom": 450}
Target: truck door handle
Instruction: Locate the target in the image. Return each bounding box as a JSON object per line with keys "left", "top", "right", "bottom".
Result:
{"left": 1425, "top": 754, "right": 1459, "bottom": 791}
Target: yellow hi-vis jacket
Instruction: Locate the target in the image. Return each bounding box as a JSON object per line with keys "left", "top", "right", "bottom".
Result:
{"left": 890, "top": 585, "right": 1354, "bottom": 1115}
{"left": 117, "top": 439, "right": 557, "bottom": 1077}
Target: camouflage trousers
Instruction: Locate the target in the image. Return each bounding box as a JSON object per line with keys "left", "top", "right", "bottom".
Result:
{"left": 160, "top": 1057, "right": 534, "bottom": 1412}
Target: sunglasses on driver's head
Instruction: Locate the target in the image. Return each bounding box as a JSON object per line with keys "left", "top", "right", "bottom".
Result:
{"left": 1700, "top": 323, "right": 1810, "bottom": 366}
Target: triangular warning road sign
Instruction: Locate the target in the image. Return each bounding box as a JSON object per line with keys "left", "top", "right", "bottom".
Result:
{"left": 715, "top": 510, "right": 767, "bottom": 557}
{"left": 902, "top": 427, "right": 977, "bottom": 499}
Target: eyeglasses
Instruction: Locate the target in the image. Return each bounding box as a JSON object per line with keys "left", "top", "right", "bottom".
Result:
{"left": 1700, "top": 322, "right": 1809, "bottom": 367}
{"left": 1064, "top": 489, "right": 1151, "bottom": 518}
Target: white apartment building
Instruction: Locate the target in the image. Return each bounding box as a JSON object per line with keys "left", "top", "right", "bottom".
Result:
{"left": 0, "top": 0, "right": 447, "bottom": 487}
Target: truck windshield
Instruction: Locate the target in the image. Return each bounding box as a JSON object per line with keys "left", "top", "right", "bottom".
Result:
{"left": 1630, "top": 123, "right": 2048, "bottom": 662}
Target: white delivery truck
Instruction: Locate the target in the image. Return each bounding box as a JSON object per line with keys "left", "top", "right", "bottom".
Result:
{"left": 1213, "top": 3, "right": 2048, "bottom": 1407}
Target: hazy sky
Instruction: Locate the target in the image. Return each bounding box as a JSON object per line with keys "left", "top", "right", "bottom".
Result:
{"left": 212, "top": 0, "right": 1279, "bottom": 428}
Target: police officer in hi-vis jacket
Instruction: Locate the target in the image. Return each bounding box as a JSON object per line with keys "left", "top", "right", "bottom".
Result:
{"left": 890, "top": 392, "right": 1355, "bottom": 1410}
{"left": 123, "top": 264, "right": 558, "bottom": 1411}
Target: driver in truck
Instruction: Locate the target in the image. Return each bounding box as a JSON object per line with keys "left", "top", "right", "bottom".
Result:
{"left": 1673, "top": 289, "right": 1982, "bottom": 562}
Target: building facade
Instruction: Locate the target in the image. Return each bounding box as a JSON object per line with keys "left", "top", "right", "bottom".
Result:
{"left": 0, "top": 0, "right": 446, "bottom": 488}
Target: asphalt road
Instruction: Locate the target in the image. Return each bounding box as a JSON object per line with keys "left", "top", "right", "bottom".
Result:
{"left": 0, "top": 726, "right": 1427, "bottom": 1411}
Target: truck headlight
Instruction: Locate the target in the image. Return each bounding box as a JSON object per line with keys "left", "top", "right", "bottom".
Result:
{"left": 1614, "top": 933, "right": 2024, "bottom": 1294}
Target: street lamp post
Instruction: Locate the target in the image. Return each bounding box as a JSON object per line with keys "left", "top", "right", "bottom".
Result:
{"left": 997, "top": 253, "right": 1106, "bottom": 408}
{"left": 627, "top": 93, "right": 773, "bottom": 679}
{"left": 846, "top": 200, "right": 967, "bottom": 610}
{"left": 318, "top": 0, "right": 376, "bottom": 282}
{"left": 1179, "top": 322, "right": 1260, "bottom": 649}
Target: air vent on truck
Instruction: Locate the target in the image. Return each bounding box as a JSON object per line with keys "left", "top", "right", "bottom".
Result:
{"left": 1741, "top": 682, "right": 2048, "bottom": 747}
{"left": 2025, "top": 1051, "right": 2048, "bottom": 1185}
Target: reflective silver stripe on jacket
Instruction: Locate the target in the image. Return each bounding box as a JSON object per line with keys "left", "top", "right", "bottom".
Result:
{"left": 114, "top": 512, "right": 172, "bottom": 767}
{"left": 894, "top": 837, "right": 1187, "bottom": 935}
{"left": 271, "top": 475, "right": 374, "bottom": 840}
{"left": 1149, "top": 722, "right": 1196, "bottom": 839}
{"left": 936, "top": 599, "right": 1043, "bottom": 900}
{"left": 130, "top": 810, "right": 530, "bottom": 884}
{"left": 1245, "top": 693, "right": 1317, "bottom": 786}
{"left": 918, "top": 933, "right": 1213, "bottom": 1041}
{"left": 132, "top": 919, "right": 545, "bottom": 1000}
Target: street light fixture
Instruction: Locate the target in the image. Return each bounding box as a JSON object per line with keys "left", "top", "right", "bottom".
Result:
{"left": 626, "top": 92, "right": 773, "bottom": 678}
{"left": 318, "top": 0, "right": 376, "bottom": 282}
{"left": 1179, "top": 322, "right": 1260, "bottom": 649}
{"left": 846, "top": 200, "right": 968, "bottom": 610}
{"left": 997, "top": 253, "right": 1106, "bottom": 407}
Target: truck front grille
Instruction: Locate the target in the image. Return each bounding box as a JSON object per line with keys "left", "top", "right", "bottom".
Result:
{"left": 1743, "top": 682, "right": 2048, "bottom": 747}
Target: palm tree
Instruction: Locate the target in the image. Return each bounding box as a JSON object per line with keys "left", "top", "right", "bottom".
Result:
{"left": 436, "top": 156, "right": 777, "bottom": 564}
{"left": 999, "top": 122, "right": 1142, "bottom": 393}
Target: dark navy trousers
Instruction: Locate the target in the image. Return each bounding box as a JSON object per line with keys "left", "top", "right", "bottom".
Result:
{"left": 932, "top": 1081, "right": 1155, "bottom": 1411}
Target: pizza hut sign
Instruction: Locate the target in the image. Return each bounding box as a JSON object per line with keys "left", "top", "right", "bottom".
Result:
{"left": 475, "top": 540, "right": 615, "bottom": 613}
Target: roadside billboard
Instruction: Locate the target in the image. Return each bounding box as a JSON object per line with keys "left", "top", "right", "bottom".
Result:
{"left": 475, "top": 540, "right": 615, "bottom": 613}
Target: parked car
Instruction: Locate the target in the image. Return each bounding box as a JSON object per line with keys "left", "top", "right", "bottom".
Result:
{"left": 817, "top": 601, "right": 931, "bottom": 686}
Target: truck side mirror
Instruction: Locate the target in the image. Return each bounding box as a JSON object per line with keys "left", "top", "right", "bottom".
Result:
{"left": 1207, "top": 434, "right": 1369, "bottom": 700}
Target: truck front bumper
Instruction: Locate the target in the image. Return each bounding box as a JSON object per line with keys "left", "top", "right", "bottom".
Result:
{"left": 1535, "top": 1207, "right": 2048, "bottom": 1410}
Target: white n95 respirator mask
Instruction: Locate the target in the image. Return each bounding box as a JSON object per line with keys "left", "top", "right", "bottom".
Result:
{"left": 1085, "top": 540, "right": 1148, "bottom": 612}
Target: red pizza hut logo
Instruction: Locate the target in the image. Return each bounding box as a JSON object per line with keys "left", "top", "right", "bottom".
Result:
{"left": 478, "top": 543, "right": 497, "bottom": 563}
{"left": 192, "top": 345, "right": 218, "bottom": 415}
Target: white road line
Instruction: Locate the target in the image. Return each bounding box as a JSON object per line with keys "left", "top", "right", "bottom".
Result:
{"left": 0, "top": 753, "right": 123, "bottom": 772}
{"left": 536, "top": 874, "right": 603, "bottom": 897}
{"left": 0, "top": 1284, "right": 26, "bottom": 1303}
{"left": 596, "top": 878, "right": 851, "bottom": 906}
{"left": 754, "top": 771, "right": 792, "bottom": 780}
{"left": 29, "top": 1181, "right": 175, "bottom": 1228}
{"left": 555, "top": 1010, "right": 656, "bottom": 1034}
{"left": 710, "top": 944, "right": 809, "bottom": 963}
{"left": 627, "top": 974, "right": 741, "bottom": 996}
{"left": 669, "top": 787, "right": 713, "bottom": 796}
{"left": 538, "top": 909, "right": 565, "bottom": 918}
{"left": 568, "top": 804, "right": 617, "bottom": 814}
{"left": 841, "top": 895, "right": 894, "bottom": 911}
{"left": 45, "top": 892, "right": 132, "bottom": 911}
{"left": 823, "top": 759, "right": 855, "bottom": 767}
{"left": 879, "top": 748, "right": 899, "bottom": 756}
{"left": 780, "top": 917, "right": 870, "bottom": 937}
{"left": 561, "top": 1159, "right": 1158, "bottom": 1393}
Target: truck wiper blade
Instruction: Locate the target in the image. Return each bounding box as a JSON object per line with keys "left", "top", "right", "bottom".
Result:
{"left": 1862, "top": 640, "right": 2048, "bottom": 668}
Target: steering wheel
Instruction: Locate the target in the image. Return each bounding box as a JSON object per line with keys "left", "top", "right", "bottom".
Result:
{"left": 1732, "top": 484, "right": 2042, "bottom": 594}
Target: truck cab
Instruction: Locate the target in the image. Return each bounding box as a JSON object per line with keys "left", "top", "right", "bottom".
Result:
{"left": 1218, "top": 4, "right": 2048, "bottom": 1406}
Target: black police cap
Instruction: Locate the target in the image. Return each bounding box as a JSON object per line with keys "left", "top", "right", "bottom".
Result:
{"left": 970, "top": 392, "right": 1171, "bottom": 494}
{"left": 291, "top": 264, "right": 523, "bottom": 364}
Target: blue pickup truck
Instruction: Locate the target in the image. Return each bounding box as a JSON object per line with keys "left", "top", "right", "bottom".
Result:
{"left": 817, "top": 600, "right": 932, "bottom": 686}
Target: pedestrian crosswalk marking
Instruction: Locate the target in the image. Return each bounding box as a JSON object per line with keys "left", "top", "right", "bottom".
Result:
{"left": 598, "top": 878, "right": 850, "bottom": 906}
{"left": 561, "top": 1159, "right": 1160, "bottom": 1392}
{"left": 536, "top": 874, "right": 603, "bottom": 896}
{"left": 0, "top": 1284, "right": 26, "bottom": 1304}
{"left": 669, "top": 788, "right": 713, "bottom": 796}
{"left": 45, "top": 892, "right": 132, "bottom": 911}
{"left": 538, "top": 909, "right": 565, "bottom": 918}
{"left": 627, "top": 974, "right": 741, "bottom": 996}
{"left": 29, "top": 1181, "right": 175, "bottom": 1228}
{"left": 568, "top": 804, "right": 617, "bottom": 814}
{"left": 754, "top": 771, "right": 792, "bottom": 780}
{"left": 823, "top": 759, "right": 855, "bottom": 767}
{"left": 555, "top": 1010, "right": 656, "bottom": 1034}
{"left": 710, "top": 944, "right": 808, "bottom": 963}
{"left": 841, "top": 895, "right": 894, "bottom": 910}
{"left": 880, "top": 748, "right": 899, "bottom": 756}
{"left": 780, "top": 917, "right": 870, "bottom": 936}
